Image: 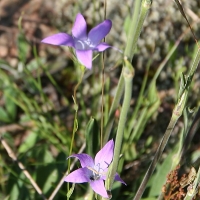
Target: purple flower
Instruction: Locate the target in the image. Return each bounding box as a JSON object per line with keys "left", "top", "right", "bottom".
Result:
{"left": 41, "top": 13, "right": 112, "bottom": 69}
{"left": 64, "top": 139, "right": 126, "bottom": 198}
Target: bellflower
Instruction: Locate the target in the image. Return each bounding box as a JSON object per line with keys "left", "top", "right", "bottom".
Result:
{"left": 64, "top": 139, "right": 126, "bottom": 198}
{"left": 41, "top": 13, "right": 112, "bottom": 69}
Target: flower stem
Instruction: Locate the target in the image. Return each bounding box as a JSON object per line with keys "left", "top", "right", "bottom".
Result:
{"left": 101, "top": 52, "right": 105, "bottom": 148}
{"left": 67, "top": 68, "right": 85, "bottom": 200}
{"left": 106, "top": 58, "right": 134, "bottom": 192}
{"left": 103, "top": 0, "right": 151, "bottom": 145}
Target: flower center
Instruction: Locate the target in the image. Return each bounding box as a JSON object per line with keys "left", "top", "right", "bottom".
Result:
{"left": 74, "top": 37, "right": 95, "bottom": 50}
{"left": 87, "top": 163, "right": 104, "bottom": 181}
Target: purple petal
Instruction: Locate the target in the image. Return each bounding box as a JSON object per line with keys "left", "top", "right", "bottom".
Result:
{"left": 101, "top": 171, "right": 126, "bottom": 185}
{"left": 95, "top": 43, "right": 112, "bottom": 52}
{"left": 64, "top": 167, "right": 91, "bottom": 183}
{"left": 101, "top": 168, "right": 108, "bottom": 180}
{"left": 76, "top": 50, "right": 93, "bottom": 69}
{"left": 41, "top": 33, "right": 75, "bottom": 47}
{"left": 90, "top": 179, "right": 108, "bottom": 198}
{"left": 88, "top": 19, "right": 112, "bottom": 46}
{"left": 72, "top": 13, "right": 87, "bottom": 39}
{"left": 114, "top": 173, "right": 127, "bottom": 185}
{"left": 68, "top": 153, "right": 94, "bottom": 168}
{"left": 94, "top": 139, "right": 114, "bottom": 169}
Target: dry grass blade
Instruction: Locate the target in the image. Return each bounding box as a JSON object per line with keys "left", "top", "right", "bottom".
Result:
{"left": 174, "top": 0, "right": 200, "bottom": 47}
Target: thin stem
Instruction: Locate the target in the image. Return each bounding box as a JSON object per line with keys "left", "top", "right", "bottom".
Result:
{"left": 100, "top": 0, "right": 107, "bottom": 148}
{"left": 73, "top": 69, "right": 85, "bottom": 102}
{"left": 67, "top": 69, "right": 85, "bottom": 200}
{"left": 101, "top": 55, "right": 105, "bottom": 149}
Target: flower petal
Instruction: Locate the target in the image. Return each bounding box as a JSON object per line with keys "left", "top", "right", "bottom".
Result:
{"left": 72, "top": 13, "right": 87, "bottom": 39}
{"left": 88, "top": 19, "right": 112, "bottom": 46}
{"left": 94, "top": 139, "right": 114, "bottom": 169}
{"left": 90, "top": 179, "right": 108, "bottom": 198}
{"left": 76, "top": 50, "right": 93, "bottom": 69}
{"left": 64, "top": 167, "right": 91, "bottom": 183}
{"left": 68, "top": 153, "right": 94, "bottom": 168}
{"left": 101, "top": 168, "right": 108, "bottom": 180}
{"left": 101, "top": 171, "right": 126, "bottom": 185}
{"left": 95, "top": 43, "right": 112, "bottom": 52}
{"left": 114, "top": 173, "right": 127, "bottom": 185}
{"left": 41, "top": 33, "right": 75, "bottom": 47}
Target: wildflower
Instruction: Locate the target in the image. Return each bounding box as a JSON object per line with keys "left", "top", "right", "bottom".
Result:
{"left": 41, "top": 13, "right": 112, "bottom": 69}
{"left": 64, "top": 139, "right": 126, "bottom": 198}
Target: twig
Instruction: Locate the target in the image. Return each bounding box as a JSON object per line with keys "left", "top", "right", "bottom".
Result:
{"left": 0, "top": 136, "right": 47, "bottom": 200}
{"left": 48, "top": 142, "right": 86, "bottom": 200}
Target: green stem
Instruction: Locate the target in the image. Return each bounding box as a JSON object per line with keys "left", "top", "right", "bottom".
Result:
{"left": 130, "top": 0, "right": 152, "bottom": 56}
{"left": 125, "top": 0, "right": 142, "bottom": 59}
{"left": 103, "top": 0, "right": 151, "bottom": 145}
{"left": 101, "top": 53, "right": 105, "bottom": 148}
{"left": 106, "top": 59, "right": 134, "bottom": 193}
{"left": 67, "top": 69, "right": 85, "bottom": 200}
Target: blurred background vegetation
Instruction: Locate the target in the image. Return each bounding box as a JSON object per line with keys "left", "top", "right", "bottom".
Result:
{"left": 1, "top": 0, "right": 200, "bottom": 199}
